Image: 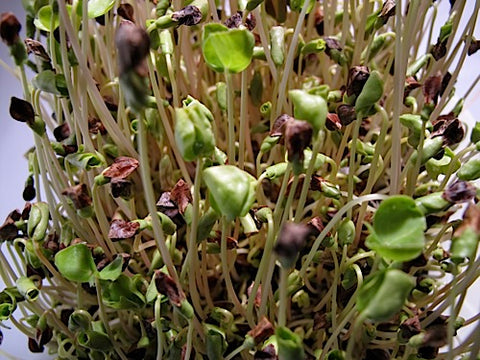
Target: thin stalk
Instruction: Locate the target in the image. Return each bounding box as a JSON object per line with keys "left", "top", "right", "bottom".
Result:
{"left": 57, "top": 0, "right": 137, "bottom": 157}
{"left": 91, "top": 184, "right": 116, "bottom": 257}
{"left": 155, "top": 295, "right": 164, "bottom": 360}
{"left": 300, "top": 194, "right": 389, "bottom": 278}
{"left": 422, "top": 256, "right": 480, "bottom": 328}
{"left": 429, "top": 2, "right": 479, "bottom": 123}
{"left": 390, "top": 0, "right": 405, "bottom": 194}
{"left": 225, "top": 342, "right": 250, "bottom": 360}
{"left": 246, "top": 213, "right": 275, "bottom": 326}
{"left": 278, "top": 266, "right": 289, "bottom": 327}
{"left": 335, "top": 125, "right": 352, "bottom": 166}
{"left": 184, "top": 320, "right": 195, "bottom": 360}
{"left": 294, "top": 132, "right": 323, "bottom": 222}
{"left": 347, "top": 117, "right": 362, "bottom": 219}
{"left": 319, "top": 307, "right": 357, "bottom": 360}
{"left": 137, "top": 111, "right": 178, "bottom": 282}
{"left": 351, "top": 1, "right": 371, "bottom": 65}
{"left": 200, "top": 240, "right": 214, "bottom": 310}
{"left": 259, "top": 256, "right": 276, "bottom": 318}
{"left": 275, "top": 0, "right": 311, "bottom": 118}
{"left": 0, "top": 248, "right": 17, "bottom": 284}
{"left": 253, "top": 7, "right": 277, "bottom": 81}
{"left": 146, "top": 55, "right": 192, "bottom": 186}
{"left": 221, "top": 216, "right": 245, "bottom": 316}
{"left": 238, "top": 71, "right": 248, "bottom": 169}
{"left": 330, "top": 246, "right": 342, "bottom": 350}
{"left": 272, "top": 163, "right": 292, "bottom": 224}
{"left": 166, "top": 53, "right": 180, "bottom": 108}
{"left": 467, "top": 319, "right": 480, "bottom": 360}
{"left": 181, "top": 157, "right": 205, "bottom": 318}
{"left": 279, "top": 174, "right": 299, "bottom": 226}
{"left": 33, "top": 135, "right": 62, "bottom": 231}
{"left": 225, "top": 72, "right": 236, "bottom": 163}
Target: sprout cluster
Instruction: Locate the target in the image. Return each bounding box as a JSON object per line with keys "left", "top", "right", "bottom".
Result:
{"left": 0, "top": 0, "right": 480, "bottom": 359}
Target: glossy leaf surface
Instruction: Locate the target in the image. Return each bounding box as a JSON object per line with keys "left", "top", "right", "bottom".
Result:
{"left": 98, "top": 255, "right": 124, "bottom": 281}
{"left": 357, "top": 269, "right": 415, "bottom": 321}
{"left": 87, "top": 0, "right": 115, "bottom": 18}
{"left": 203, "top": 165, "right": 257, "bottom": 221}
{"left": 54, "top": 244, "right": 97, "bottom": 283}
{"left": 174, "top": 96, "right": 215, "bottom": 161}
{"left": 366, "top": 196, "right": 426, "bottom": 261}
{"left": 289, "top": 90, "right": 327, "bottom": 132}
{"left": 202, "top": 24, "right": 254, "bottom": 73}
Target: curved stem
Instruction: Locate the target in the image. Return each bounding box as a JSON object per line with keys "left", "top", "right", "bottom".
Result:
{"left": 347, "top": 117, "right": 362, "bottom": 219}
{"left": 225, "top": 72, "right": 236, "bottom": 163}
{"left": 221, "top": 216, "right": 245, "bottom": 316}
{"left": 275, "top": 0, "right": 311, "bottom": 118}
{"left": 182, "top": 158, "right": 205, "bottom": 318}
{"left": 294, "top": 132, "right": 323, "bottom": 222}
{"left": 137, "top": 111, "right": 178, "bottom": 282}
{"left": 278, "top": 266, "right": 289, "bottom": 327}
{"left": 238, "top": 70, "right": 248, "bottom": 169}
{"left": 246, "top": 213, "right": 274, "bottom": 326}
{"left": 95, "top": 277, "right": 128, "bottom": 360}
{"left": 300, "top": 194, "right": 389, "bottom": 278}
{"left": 184, "top": 320, "right": 195, "bottom": 360}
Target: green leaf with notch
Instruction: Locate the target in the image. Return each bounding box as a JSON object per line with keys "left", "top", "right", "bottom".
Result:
{"left": 98, "top": 255, "right": 124, "bottom": 281}
{"left": 34, "top": 5, "right": 72, "bottom": 32}
{"left": 54, "top": 244, "right": 97, "bottom": 283}
{"left": 202, "top": 24, "right": 255, "bottom": 73}
{"left": 366, "top": 195, "right": 426, "bottom": 262}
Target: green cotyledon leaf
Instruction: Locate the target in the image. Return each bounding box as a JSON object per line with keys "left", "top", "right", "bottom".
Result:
{"left": 54, "top": 243, "right": 97, "bottom": 283}
{"left": 202, "top": 24, "right": 255, "bottom": 73}
{"left": 357, "top": 269, "right": 415, "bottom": 322}
{"left": 87, "top": 0, "right": 115, "bottom": 18}
{"left": 366, "top": 195, "right": 426, "bottom": 262}
{"left": 203, "top": 165, "right": 257, "bottom": 221}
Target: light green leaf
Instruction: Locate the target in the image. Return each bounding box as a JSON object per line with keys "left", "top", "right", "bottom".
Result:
{"left": 54, "top": 244, "right": 97, "bottom": 283}
{"left": 289, "top": 90, "right": 327, "bottom": 132}
{"left": 87, "top": 0, "right": 115, "bottom": 18}
{"left": 34, "top": 5, "right": 72, "bottom": 32}
{"left": 203, "top": 165, "right": 257, "bottom": 221}
{"left": 100, "top": 274, "right": 145, "bottom": 309}
{"left": 366, "top": 195, "right": 426, "bottom": 261}
{"left": 202, "top": 24, "right": 255, "bottom": 73}
{"left": 98, "top": 255, "right": 124, "bottom": 281}
{"left": 32, "top": 70, "right": 69, "bottom": 96}
{"left": 355, "top": 70, "right": 383, "bottom": 118}
{"left": 357, "top": 269, "right": 415, "bottom": 322}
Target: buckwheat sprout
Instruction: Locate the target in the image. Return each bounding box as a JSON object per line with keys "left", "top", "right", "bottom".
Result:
{"left": 57, "top": 0, "right": 137, "bottom": 157}
{"left": 253, "top": 7, "right": 278, "bottom": 82}
{"left": 300, "top": 193, "right": 389, "bottom": 278}
{"left": 146, "top": 54, "right": 193, "bottom": 186}
{"left": 275, "top": 0, "right": 311, "bottom": 118}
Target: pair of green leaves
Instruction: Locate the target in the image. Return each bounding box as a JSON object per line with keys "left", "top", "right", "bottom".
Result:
{"left": 366, "top": 196, "right": 426, "bottom": 262}
{"left": 54, "top": 243, "right": 123, "bottom": 283}
{"left": 289, "top": 90, "right": 328, "bottom": 133}
{"left": 203, "top": 165, "right": 257, "bottom": 221}
{"left": 174, "top": 96, "right": 215, "bottom": 161}
{"left": 35, "top": 1, "right": 114, "bottom": 32}
{"left": 202, "top": 24, "right": 255, "bottom": 73}
{"left": 32, "top": 70, "right": 68, "bottom": 97}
